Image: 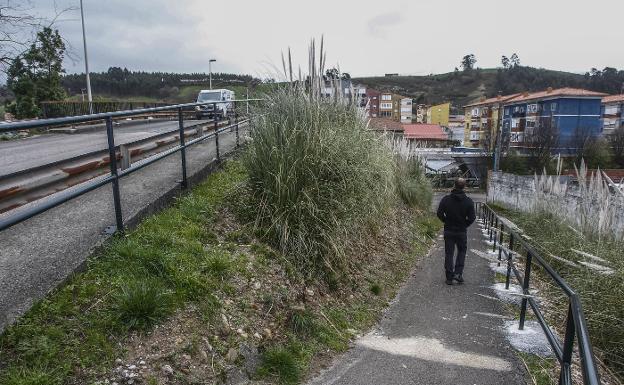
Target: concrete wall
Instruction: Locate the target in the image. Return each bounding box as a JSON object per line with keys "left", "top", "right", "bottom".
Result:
{"left": 487, "top": 171, "right": 624, "bottom": 240}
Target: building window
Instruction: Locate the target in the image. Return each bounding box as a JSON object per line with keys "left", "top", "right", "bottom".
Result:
{"left": 471, "top": 108, "right": 479, "bottom": 117}
{"left": 510, "top": 132, "right": 524, "bottom": 143}
{"left": 526, "top": 119, "right": 536, "bottom": 128}
{"left": 380, "top": 111, "right": 392, "bottom": 117}
{"left": 511, "top": 118, "right": 520, "bottom": 129}
{"left": 504, "top": 107, "right": 510, "bottom": 116}
{"left": 527, "top": 104, "right": 538, "bottom": 113}
{"left": 605, "top": 105, "right": 620, "bottom": 115}
{"left": 470, "top": 131, "right": 481, "bottom": 141}
{"left": 381, "top": 94, "right": 391, "bottom": 101}
{"left": 551, "top": 103, "right": 557, "bottom": 112}
{"left": 380, "top": 103, "right": 392, "bottom": 109}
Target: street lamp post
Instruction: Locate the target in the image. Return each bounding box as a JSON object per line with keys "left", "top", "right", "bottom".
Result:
{"left": 80, "top": 0, "right": 93, "bottom": 114}
{"left": 209, "top": 59, "right": 216, "bottom": 89}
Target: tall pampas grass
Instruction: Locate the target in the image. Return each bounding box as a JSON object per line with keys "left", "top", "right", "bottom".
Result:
{"left": 243, "top": 38, "right": 395, "bottom": 278}
{"left": 531, "top": 159, "right": 624, "bottom": 241}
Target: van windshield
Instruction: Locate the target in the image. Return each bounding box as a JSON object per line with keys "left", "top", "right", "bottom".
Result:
{"left": 197, "top": 92, "right": 221, "bottom": 102}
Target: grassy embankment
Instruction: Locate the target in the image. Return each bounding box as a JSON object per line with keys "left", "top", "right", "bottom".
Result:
{"left": 491, "top": 204, "right": 624, "bottom": 384}
{"left": 0, "top": 85, "right": 438, "bottom": 384}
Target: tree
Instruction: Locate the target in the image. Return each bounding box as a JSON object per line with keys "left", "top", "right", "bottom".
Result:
{"left": 525, "top": 117, "right": 559, "bottom": 173}
{"left": 7, "top": 27, "right": 66, "bottom": 118}
{"left": 607, "top": 127, "right": 624, "bottom": 167}
{"left": 501, "top": 56, "right": 510, "bottom": 69}
{"left": 580, "top": 137, "right": 612, "bottom": 169}
{"left": 325, "top": 68, "right": 340, "bottom": 80}
{"left": 510, "top": 53, "right": 521, "bottom": 67}
{"left": 0, "top": 1, "right": 73, "bottom": 75}
{"left": 460, "top": 54, "right": 476, "bottom": 71}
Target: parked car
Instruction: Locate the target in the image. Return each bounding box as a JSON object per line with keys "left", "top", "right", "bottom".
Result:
{"left": 195, "top": 89, "right": 235, "bottom": 120}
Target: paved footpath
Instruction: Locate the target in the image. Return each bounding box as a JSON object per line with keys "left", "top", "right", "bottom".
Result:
{"left": 308, "top": 193, "right": 527, "bottom": 385}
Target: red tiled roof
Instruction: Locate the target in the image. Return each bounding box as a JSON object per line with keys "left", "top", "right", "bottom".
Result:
{"left": 403, "top": 124, "right": 448, "bottom": 141}
{"left": 464, "top": 93, "right": 522, "bottom": 108}
{"left": 603, "top": 94, "right": 624, "bottom": 104}
{"left": 505, "top": 88, "right": 607, "bottom": 104}
{"left": 368, "top": 118, "right": 404, "bottom": 131}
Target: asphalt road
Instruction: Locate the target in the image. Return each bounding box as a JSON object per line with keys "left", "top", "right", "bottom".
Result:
{"left": 0, "top": 125, "right": 244, "bottom": 332}
{"left": 308, "top": 192, "right": 526, "bottom": 385}
{"left": 0, "top": 119, "right": 210, "bottom": 176}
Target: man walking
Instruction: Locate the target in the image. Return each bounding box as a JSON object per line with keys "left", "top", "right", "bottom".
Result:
{"left": 436, "top": 178, "right": 476, "bottom": 285}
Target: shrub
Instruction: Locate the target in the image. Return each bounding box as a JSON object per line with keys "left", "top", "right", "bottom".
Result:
{"left": 113, "top": 280, "right": 172, "bottom": 331}
{"left": 243, "top": 86, "right": 394, "bottom": 277}
{"left": 369, "top": 283, "right": 382, "bottom": 296}
{"left": 289, "top": 308, "right": 316, "bottom": 336}
{"left": 394, "top": 155, "right": 432, "bottom": 209}
{"left": 258, "top": 347, "right": 301, "bottom": 385}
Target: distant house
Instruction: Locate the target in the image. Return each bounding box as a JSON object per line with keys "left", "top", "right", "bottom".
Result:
{"left": 403, "top": 124, "right": 451, "bottom": 147}
{"left": 427, "top": 103, "right": 450, "bottom": 126}
{"left": 602, "top": 94, "right": 624, "bottom": 134}
{"left": 366, "top": 89, "right": 381, "bottom": 118}
{"left": 463, "top": 93, "right": 521, "bottom": 151}
{"left": 400, "top": 98, "right": 413, "bottom": 123}
{"left": 501, "top": 87, "right": 607, "bottom": 154}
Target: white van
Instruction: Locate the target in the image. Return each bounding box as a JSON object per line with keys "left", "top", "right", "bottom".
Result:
{"left": 195, "top": 89, "right": 235, "bottom": 119}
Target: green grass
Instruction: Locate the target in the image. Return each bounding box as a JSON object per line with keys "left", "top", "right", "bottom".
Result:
{"left": 256, "top": 212, "right": 442, "bottom": 384}
{"left": 492, "top": 205, "right": 624, "bottom": 382}
{"left": 519, "top": 353, "right": 556, "bottom": 385}
{"left": 0, "top": 161, "right": 248, "bottom": 385}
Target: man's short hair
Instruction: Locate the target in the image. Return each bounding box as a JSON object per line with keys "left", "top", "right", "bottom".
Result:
{"left": 454, "top": 178, "right": 466, "bottom": 190}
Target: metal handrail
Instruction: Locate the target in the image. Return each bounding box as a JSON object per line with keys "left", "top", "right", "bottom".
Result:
{"left": 0, "top": 99, "right": 261, "bottom": 232}
{"left": 476, "top": 202, "right": 600, "bottom": 385}
{"left": 0, "top": 99, "right": 261, "bottom": 132}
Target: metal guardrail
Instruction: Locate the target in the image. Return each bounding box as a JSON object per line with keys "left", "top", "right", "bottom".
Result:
{"left": 476, "top": 202, "right": 600, "bottom": 385}
{"left": 0, "top": 99, "right": 261, "bottom": 233}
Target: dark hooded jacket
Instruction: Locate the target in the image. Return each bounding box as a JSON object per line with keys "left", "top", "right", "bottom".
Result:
{"left": 436, "top": 189, "right": 476, "bottom": 232}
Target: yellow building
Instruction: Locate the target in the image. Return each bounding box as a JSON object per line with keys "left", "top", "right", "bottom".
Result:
{"left": 427, "top": 103, "right": 450, "bottom": 126}
{"left": 462, "top": 94, "right": 520, "bottom": 150}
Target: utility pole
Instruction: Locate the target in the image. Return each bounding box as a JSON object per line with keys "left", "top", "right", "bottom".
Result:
{"left": 209, "top": 59, "right": 216, "bottom": 89}
{"left": 80, "top": 0, "right": 93, "bottom": 114}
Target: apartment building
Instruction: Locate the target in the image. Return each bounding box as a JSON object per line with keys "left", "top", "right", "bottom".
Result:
{"left": 379, "top": 92, "right": 394, "bottom": 118}
{"left": 366, "top": 89, "right": 381, "bottom": 118}
{"left": 501, "top": 88, "right": 606, "bottom": 153}
{"left": 400, "top": 98, "right": 413, "bottom": 123}
{"left": 427, "top": 103, "right": 450, "bottom": 126}
{"left": 602, "top": 94, "right": 624, "bottom": 134}
{"left": 463, "top": 94, "right": 520, "bottom": 150}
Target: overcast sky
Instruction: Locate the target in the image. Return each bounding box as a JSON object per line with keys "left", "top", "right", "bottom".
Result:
{"left": 30, "top": 0, "right": 624, "bottom": 78}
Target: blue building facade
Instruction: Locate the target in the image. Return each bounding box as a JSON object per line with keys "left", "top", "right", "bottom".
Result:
{"left": 500, "top": 88, "right": 605, "bottom": 154}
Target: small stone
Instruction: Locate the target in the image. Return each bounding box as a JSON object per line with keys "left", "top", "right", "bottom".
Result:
{"left": 253, "top": 281, "right": 261, "bottom": 290}
{"left": 161, "top": 364, "right": 174, "bottom": 376}
{"left": 127, "top": 380, "right": 134, "bottom": 385}
{"left": 182, "top": 354, "right": 191, "bottom": 361}
{"left": 221, "top": 314, "right": 230, "bottom": 328}
{"left": 127, "top": 365, "right": 136, "bottom": 370}
{"left": 225, "top": 347, "right": 239, "bottom": 363}
{"left": 262, "top": 328, "right": 273, "bottom": 339}
{"left": 200, "top": 349, "right": 209, "bottom": 362}
{"left": 139, "top": 360, "right": 146, "bottom": 366}
{"left": 115, "top": 358, "right": 123, "bottom": 365}
{"left": 305, "top": 288, "right": 314, "bottom": 297}
{"left": 253, "top": 332, "right": 262, "bottom": 340}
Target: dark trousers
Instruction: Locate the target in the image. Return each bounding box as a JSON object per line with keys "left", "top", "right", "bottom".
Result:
{"left": 444, "top": 231, "right": 467, "bottom": 280}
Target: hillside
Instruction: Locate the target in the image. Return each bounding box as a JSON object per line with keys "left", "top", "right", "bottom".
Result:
{"left": 356, "top": 66, "right": 624, "bottom": 113}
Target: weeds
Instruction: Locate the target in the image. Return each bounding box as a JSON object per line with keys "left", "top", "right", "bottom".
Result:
{"left": 289, "top": 308, "right": 317, "bottom": 336}
{"left": 114, "top": 280, "right": 172, "bottom": 331}
{"left": 258, "top": 346, "right": 301, "bottom": 384}
{"left": 369, "top": 283, "right": 382, "bottom": 296}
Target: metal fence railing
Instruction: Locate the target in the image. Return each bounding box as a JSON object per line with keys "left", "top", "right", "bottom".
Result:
{"left": 476, "top": 202, "right": 600, "bottom": 385}
{"left": 0, "top": 99, "right": 260, "bottom": 233}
